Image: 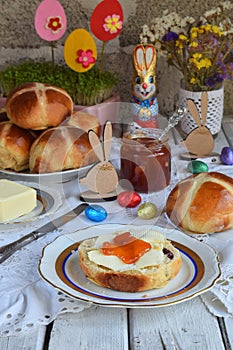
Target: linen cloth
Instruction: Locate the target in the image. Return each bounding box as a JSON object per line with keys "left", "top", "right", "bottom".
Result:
{"left": 0, "top": 137, "right": 233, "bottom": 337}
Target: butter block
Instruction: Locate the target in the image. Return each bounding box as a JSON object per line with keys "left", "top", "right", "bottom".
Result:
{"left": 0, "top": 179, "right": 37, "bottom": 222}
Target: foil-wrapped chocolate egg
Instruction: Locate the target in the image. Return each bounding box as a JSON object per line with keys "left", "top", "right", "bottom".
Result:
{"left": 117, "top": 191, "right": 141, "bottom": 208}
{"left": 187, "top": 160, "right": 208, "bottom": 174}
{"left": 85, "top": 205, "right": 107, "bottom": 222}
{"left": 137, "top": 202, "right": 158, "bottom": 220}
{"left": 220, "top": 147, "right": 233, "bottom": 165}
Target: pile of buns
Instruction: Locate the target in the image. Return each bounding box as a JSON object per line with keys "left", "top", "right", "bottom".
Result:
{"left": 0, "top": 82, "right": 101, "bottom": 173}
{"left": 166, "top": 172, "right": 233, "bottom": 234}
{"left": 78, "top": 230, "right": 182, "bottom": 292}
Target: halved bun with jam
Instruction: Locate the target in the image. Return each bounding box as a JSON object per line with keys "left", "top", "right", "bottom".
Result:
{"left": 78, "top": 230, "right": 182, "bottom": 292}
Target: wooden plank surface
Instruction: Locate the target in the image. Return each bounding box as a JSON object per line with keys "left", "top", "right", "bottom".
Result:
{"left": 223, "top": 317, "right": 233, "bottom": 350}
{"left": 48, "top": 307, "right": 128, "bottom": 350}
{"left": 0, "top": 326, "right": 46, "bottom": 350}
{"left": 222, "top": 118, "right": 233, "bottom": 148}
{"left": 129, "top": 297, "right": 226, "bottom": 350}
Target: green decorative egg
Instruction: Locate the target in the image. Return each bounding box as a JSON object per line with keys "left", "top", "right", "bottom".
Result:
{"left": 187, "top": 160, "right": 209, "bottom": 174}
{"left": 137, "top": 202, "right": 158, "bottom": 220}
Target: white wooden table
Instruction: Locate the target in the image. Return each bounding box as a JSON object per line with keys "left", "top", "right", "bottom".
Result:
{"left": 0, "top": 118, "right": 233, "bottom": 350}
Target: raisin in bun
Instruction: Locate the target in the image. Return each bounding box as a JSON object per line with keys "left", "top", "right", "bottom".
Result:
{"left": 63, "top": 111, "right": 101, "bottom": 136}
{"left": 29, "top": 126, "right": 97, "bottom": 173}
{"left": 78, "top": 231, "right": 182, "bottom": 292}
{"left": 166, "top": 172, "right": 233, "bottom": 234}
{"left": 6, "top": 82, "right": 73, "bottom": 130}
{"left": 0, "top": 121, "right": 35, "bottom": 171}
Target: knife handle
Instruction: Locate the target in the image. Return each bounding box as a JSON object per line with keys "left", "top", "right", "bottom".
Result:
{"left": 0, "top": 203, "right": 89, "bottom": 263}
{"left": 0, "top": 231, "right": 39, "bottom": 263}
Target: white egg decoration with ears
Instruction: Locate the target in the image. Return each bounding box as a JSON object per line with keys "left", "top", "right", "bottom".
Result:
{"left": 79, "top": 121, "right": 119, "bottom": 201}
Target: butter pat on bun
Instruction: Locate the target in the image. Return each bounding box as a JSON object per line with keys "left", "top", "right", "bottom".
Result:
{"left": 78, "top": 231, "right": 182, "bottom": 292}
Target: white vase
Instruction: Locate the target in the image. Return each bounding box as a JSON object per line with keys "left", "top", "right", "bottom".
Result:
{"left": 179, "top": 86, "right": 224, "bottom": 135}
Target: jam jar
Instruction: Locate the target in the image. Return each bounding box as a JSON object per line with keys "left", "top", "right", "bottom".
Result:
{"left": 120, "top": 129, "right": 171, "bottom": 193}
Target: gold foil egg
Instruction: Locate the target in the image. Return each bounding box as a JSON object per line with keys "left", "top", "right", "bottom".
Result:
{"left": 137, "top": 202, "right": 158, "bottom": 220}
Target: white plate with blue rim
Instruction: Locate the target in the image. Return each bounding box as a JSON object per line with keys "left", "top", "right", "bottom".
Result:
{"left": 38, "top": 224, "right": 221, "bottom": 308}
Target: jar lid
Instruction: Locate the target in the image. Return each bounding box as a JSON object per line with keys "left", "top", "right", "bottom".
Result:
{"left": 125, "top": 124, "right": 167, "bottom": 141}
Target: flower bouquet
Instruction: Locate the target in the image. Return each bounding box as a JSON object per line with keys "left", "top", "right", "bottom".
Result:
{"left": 140, "top": 1, "right": 233, "bottom": 92}
{"left": 140, "top": 2, "right": 233, "bottom": 135}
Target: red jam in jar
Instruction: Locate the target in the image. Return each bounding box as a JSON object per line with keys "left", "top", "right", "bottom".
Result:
{"left": 120, "top": 129, "right": 171, "bottom": 193}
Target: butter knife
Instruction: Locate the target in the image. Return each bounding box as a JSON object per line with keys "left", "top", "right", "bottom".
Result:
{"left": 0, "top": 203, "right": 89, "bottom": 263}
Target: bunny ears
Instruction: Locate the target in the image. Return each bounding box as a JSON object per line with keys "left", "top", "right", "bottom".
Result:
{"left": 187, "top": 91, "right": 208, "bottom": 127}
{"left": 88, "top": 120, "right": 112, "bottom": 162}
{"left": 181, "top": 91, "right": 215, "bottom": 158}
{"left": 133, "top": 44, "right": 156, "bottom": 76}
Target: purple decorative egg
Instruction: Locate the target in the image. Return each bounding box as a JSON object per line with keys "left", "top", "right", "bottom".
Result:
{"left": 220, "top": 147, "right": 233, "bottom": 165}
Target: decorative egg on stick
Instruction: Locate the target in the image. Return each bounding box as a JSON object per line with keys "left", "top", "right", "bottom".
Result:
{"left": 90, "top": 0, "right": 124, "bottom": 74}
{"left": 64, "top": 28, "right": 97, "bottom": 74}
{"left": 79, "top": 121, "right": 119, "bottom": 202}
{"left": 132, "top": 44, "right": 159, "bottom": 128}
{"left": 34, "top": 0, "right": 67, "bottom": 67}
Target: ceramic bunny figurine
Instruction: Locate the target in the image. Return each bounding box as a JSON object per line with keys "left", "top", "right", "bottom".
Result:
{"left": 80, "top": 121, "right": 118, "bottom": 197}
{"left": 132, "top": 44, "right": 159, "bottom": 128}
{"left": 181, "top": 92, "right": 214, "bottom": 157}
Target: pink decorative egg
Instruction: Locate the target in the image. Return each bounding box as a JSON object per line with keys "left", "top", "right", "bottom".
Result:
{"left": 34, "top": 0, "right": 67, "bottom": 41}
{"left": 117, "top": 191, "right": 141, "bottom": 208}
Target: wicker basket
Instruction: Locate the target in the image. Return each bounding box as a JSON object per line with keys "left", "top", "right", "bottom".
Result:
{"left": 179, "top": 86, "right": 224, "bottom": 135}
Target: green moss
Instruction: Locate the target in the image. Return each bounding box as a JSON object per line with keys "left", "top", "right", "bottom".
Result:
{"left": 0, "top": 61, "right": 118, "bottom": 106}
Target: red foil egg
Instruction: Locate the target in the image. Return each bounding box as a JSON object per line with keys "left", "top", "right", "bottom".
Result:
{"left": 117, "top": 191, "right": 141, "bottom": 208}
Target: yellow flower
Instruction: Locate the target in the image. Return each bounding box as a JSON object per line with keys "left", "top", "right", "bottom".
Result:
{"left": 203, "top": 24, "right": 211, "bottom": 32}
{"left": 189, "top": 41, "right": 198, "bottom": 48}
{"left": 191, "top": 31, "right": 198, "bottom": 39}
{"left": 179, "top": 34, "right": 188, "bottom": 41}
{"left": 190, "top": 77, "right": 197, "bottom": 84}
{"left": 103, "top": 14, "right": 123, "bottom": 34}
{"left": 211, "top": 25, "right": 223, "bottom": 36}
{"left": 190, "top": 27, "right": 198, "bottom": 34}
{"left": 176, "top": 41, "right": 184, "bottom": 49}
{"left": 195, "top": 58, "right": 212, "bottom": 70}
{"left": 197, "top": 28, "right": 204, "bottom": 34}
{"left": 192, "top": 53, "right": 202, "bottom": 59}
